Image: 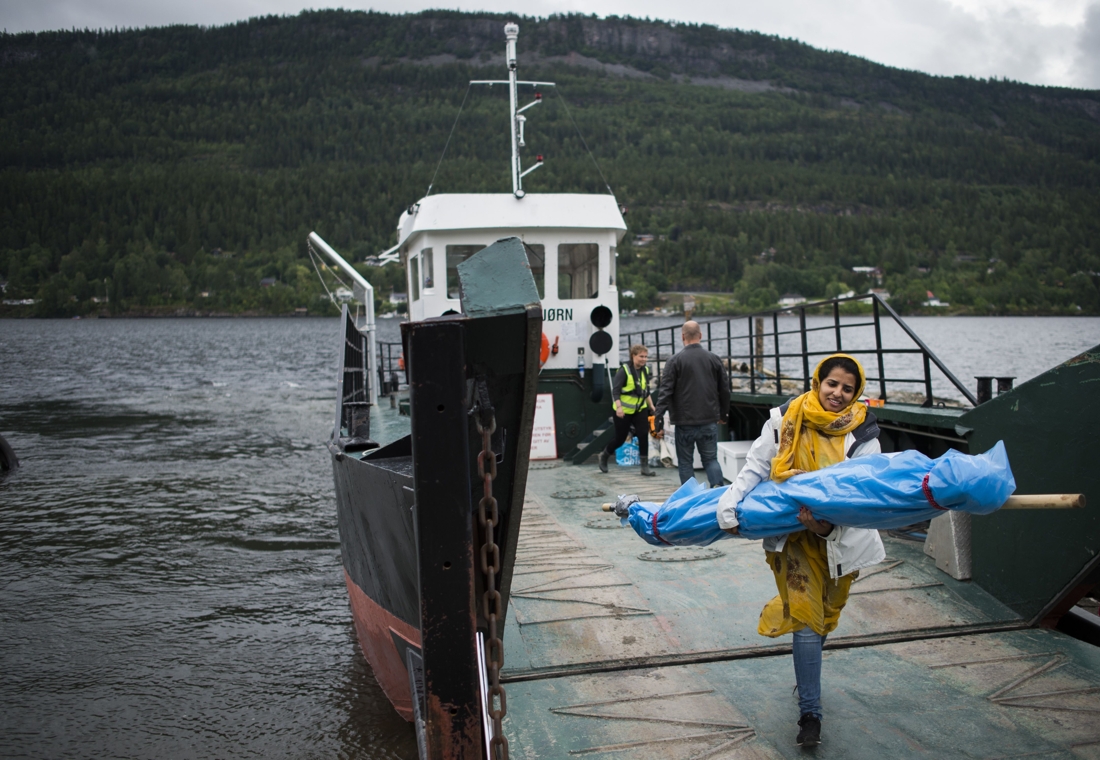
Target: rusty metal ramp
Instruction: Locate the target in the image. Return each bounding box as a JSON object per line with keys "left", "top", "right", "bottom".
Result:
{"left": 497, "top": 343, "right": 1100, "bottom": 756}
{"left": 499, "top": 463, "right": 1100, "bottom": 757}
{"left": 503, "top": 628, "right": 1100, "bottom": 758}
{"left": 503, "top": 463, "right": 1024, "bottom": 682}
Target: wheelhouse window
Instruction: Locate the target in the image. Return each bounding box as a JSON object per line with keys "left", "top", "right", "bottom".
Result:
{"left": 558, "top": 243, "right": 599, "bottom": 300}
{"left": 410, "top": 255, "right": 420, "bottom": 301}
{"left": 421, "top": 247, "right": 434, "bottom": 291}
{"left": 524, "top": 243, "right": 545, "bottom": 299}
{"left": 446, "top": 245, "right": 484, "bottom": 299}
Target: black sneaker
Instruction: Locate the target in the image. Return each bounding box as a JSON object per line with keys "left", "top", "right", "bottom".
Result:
{"left": 597, "top": 451, "right": 609, "bottom": 473}
{"left": 796, "top": 714, "right": 821, "bottom": 747}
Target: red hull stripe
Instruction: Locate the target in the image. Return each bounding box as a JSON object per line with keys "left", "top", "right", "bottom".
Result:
{"left": 343, "top": 569, "right": 422, "bottom": 721}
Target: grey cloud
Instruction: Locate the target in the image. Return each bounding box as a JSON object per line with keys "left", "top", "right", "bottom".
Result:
{"left": 895, "top": 0, "right": 1072, "bottom": 85}
{"left": 1076, "top": 3, "right": 1100, "bottom": 88}
{"left": 0, "top": 0, "right": 1094, "bottom": 89}
{"left": 0, "top": 0, "right": 303, "bottom": 33}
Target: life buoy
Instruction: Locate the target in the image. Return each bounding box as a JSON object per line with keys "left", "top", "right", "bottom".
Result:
{"left": 397, "top": 353, "right": 405, "bottom": 371}
{"left": 540, "top": 333, "right": 550, "bottom": 367}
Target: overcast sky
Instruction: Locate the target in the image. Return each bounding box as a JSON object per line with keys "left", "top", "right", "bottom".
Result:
{"left": 2, "top": 0, "right": 1098, "bottom": 90}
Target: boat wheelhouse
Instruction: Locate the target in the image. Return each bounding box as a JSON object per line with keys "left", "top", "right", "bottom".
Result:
{"left": 398, "top": 194, "right": 626, "bottom": 458}
{"left": 399, "top": 193, "right": 625, "bottom": 352}
{"left": 385, "top": 22, "right": 629, "bottom": 458}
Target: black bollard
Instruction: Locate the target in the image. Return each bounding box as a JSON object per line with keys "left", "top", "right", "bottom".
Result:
{"left": 975, "top": 376, "right": 994, "bottom": 405}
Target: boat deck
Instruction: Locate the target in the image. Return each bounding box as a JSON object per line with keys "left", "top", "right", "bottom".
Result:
{"left": 502, "top": 460, "right": 1100, "bottom": 758}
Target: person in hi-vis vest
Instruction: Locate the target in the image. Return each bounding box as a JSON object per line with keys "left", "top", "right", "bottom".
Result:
{"left": 598, "top": 344, "right": 658, "bottom": 476}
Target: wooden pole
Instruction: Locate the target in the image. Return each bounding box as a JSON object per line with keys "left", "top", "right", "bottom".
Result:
{"left": 1001, "top": 494, "right": 1085, "bottom": 510}
{"left": 603, "top": 494, "right": 1086, "bottom": 512}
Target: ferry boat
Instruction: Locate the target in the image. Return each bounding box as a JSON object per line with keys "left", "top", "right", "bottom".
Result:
{"left": 309, "top": 22, "right": 1100, "bottom": 759}
{"left": 309, "top": 22, "right": 626, "bottom": 757}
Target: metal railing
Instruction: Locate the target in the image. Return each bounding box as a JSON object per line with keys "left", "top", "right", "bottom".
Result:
{"left": 338, "top": 305, "right": 372, "bottom": 440}
{"left": 621, "top": 294, "right": 978, "bottom": 407}
{"left": 376, "top": 341, "right": 407, "bottom": 396}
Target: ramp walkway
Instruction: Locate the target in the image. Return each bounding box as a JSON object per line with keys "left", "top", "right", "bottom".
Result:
{"left": 502, "top": 462, "right": 1100, "bottom": 758}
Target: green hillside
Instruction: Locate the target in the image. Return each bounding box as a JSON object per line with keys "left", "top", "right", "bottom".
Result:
{"left": 1, "top": 10, "right": 1098, "bottom": 317}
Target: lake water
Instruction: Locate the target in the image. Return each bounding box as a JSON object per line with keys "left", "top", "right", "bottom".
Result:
{"left": 1, "top": 315, "right": 1097, "bottom": 759}
{"left": 619, "top": 314, "right": 1100, "bottom": 404}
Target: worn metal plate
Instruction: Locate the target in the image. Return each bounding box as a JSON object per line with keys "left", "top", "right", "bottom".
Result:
{"left": 505, "top": 667, "right": 778, "bottom": 759}
{"left": 584, "top": 517, "right": 625, "bottom": 530}
{"left": 638, "top": 546, "right": 725, "bottom": 562}
{"left": 504, "top": 629, "right": 1100, "bottom": 759}
{"left": 550, "top": 489, "right": 606, "bottom": 500}
{"left": 456, "top": 237, "right": 540, "bottom": 318}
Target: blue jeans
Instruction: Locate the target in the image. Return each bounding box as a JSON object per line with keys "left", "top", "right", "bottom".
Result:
{"left": 793, "top": 627, "right": 826, "bottom": 719}
{"left": 674, "top": 422, "right": 723, "bottom": 487}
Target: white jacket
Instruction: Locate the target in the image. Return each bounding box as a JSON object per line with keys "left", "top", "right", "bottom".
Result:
{"left": 716, "top": 406, "right": 886, "bottom": 579}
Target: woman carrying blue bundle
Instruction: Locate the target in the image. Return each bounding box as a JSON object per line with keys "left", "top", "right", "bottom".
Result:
{"left": 718, "top": 353, "right": 885, "bottom": 748}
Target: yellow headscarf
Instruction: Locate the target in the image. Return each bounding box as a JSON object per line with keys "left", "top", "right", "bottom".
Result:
{"left": 769, "top": 353, "right": 867, "bottom": 483}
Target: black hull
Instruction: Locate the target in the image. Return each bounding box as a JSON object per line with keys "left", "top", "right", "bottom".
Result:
{"left": 331, "top": 435, "right": 423, "bottom": 719}
{"left": 332, "top": 436, "right": 417, "bottom": 627}
{"left": 329, "top": 238, "right": 543, "bottom": 754}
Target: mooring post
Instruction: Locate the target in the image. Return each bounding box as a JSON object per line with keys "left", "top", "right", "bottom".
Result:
{"left": 975, "top": 376, "right": 994, "bottom": 405}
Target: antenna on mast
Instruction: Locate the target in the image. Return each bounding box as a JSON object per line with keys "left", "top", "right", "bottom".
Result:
{"left": 469, "top": 24, "right": 555, "bottom": 199}
{"left": 506, "top": 23, "right": 546, "bottom": 199}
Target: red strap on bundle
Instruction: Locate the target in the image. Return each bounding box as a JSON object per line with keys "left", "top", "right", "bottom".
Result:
{"left": 652, "top": 511, "right": 673, "bottom": 545}
{"left": 922, "top": 474, "right": 948, "bottom": 510}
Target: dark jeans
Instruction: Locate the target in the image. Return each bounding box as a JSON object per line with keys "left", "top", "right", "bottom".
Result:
{"left": 674, "top": 422, "right": 723, "bottom": 486}
{"left": 603, "top": 411, "right": 650, "bottom": 460}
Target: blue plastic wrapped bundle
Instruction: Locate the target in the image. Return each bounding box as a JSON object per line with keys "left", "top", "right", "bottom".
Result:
{"left": 625, "top": 441, "right": 1015, "bottom": 546}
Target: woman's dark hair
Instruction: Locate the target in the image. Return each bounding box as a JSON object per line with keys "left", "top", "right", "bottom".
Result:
{"left": 817, "top": 356, "right": 861, "bottom": 384}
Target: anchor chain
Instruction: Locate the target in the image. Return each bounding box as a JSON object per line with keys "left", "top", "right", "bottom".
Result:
{"left": 476, "top": 410, "right": 509, "bottom": 760}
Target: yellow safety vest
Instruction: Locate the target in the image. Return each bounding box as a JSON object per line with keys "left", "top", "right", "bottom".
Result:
{"left": 618, "top": 363, "right": 649, "bottom": 414}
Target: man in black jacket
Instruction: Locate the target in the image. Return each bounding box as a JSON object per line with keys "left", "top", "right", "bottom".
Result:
{"left": 653, "top": 320, "right": 730, "bottom": 486}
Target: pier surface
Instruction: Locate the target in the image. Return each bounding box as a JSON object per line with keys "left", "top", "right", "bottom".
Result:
{"left": 502, "top": 461, "right": 1100, "bottom": 758}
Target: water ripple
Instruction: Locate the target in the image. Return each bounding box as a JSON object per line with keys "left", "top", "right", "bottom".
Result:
{"left": 0, "top": 318, "right": 416, "bottom": 760}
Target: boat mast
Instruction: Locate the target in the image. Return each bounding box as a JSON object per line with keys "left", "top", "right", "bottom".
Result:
{"left": 506, "top": 23, "right": 522, "bottom": 198}
{"left": 469, "top": 25, "right": 552, "bottom": 198}
{"left": 500, "top": 23, "right": 550, "bottom": 199}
